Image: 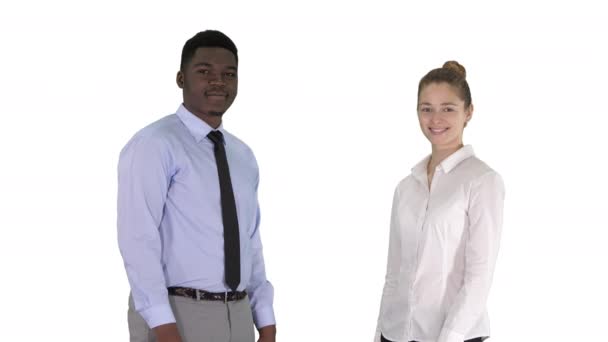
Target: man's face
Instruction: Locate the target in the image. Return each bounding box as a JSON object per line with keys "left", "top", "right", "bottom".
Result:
{"left": 177, "top": 47, "right": 238, "bottom": 118}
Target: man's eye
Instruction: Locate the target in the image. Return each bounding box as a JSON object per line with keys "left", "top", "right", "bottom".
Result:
{"left": 198, "top": 70, "right": 209, "bottom": 74}
{"left": 443, "top": 107, "right": 455, "bottom": 112}
{"left": 225, "top": 72, "right": 237, "bottom": 77}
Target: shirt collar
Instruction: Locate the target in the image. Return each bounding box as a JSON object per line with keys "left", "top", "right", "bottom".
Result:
{"left": 176, "top": 104, "right": 224, "bottom": 143}
{"left": 439, "top": 145, "right": 475, "bottom": 173}
{"left": 411, "top": 155, "right": 430, "bottom": 185}
{"left": 411, "top": 145, "right": 475, "bottom": 181}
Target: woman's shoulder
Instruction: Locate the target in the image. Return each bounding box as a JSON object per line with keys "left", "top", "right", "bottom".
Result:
{"left": 461, "top": 155, "right": 501, "bottom": 178}
{"left": 392, "top": 173, "right": 422, "bottom": 199}
{"left": 460, "top": 156, "right": 504, "bottom": 192}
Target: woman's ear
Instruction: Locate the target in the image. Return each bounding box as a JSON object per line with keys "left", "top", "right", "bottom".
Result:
{"left": 466, "top": 103, "right": 474, "bottom": 122}
{"left": 464, "top": 104, "right": 473, "bottom": 127}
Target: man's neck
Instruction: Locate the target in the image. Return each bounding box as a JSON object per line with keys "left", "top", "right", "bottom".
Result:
{"left": 183, "top": 103, "right": 223, "bottom": 129}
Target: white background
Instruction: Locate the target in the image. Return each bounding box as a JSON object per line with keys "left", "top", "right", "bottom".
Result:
{"left": 1, "top": 1, "right": 607, "bottom": 341}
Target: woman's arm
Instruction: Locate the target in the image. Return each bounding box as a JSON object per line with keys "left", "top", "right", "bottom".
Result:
{"left": 438, "top": 172, "right": 505, "bottom": 342}
{"left": 375, "top": 187, "right": 402, "bottom": 341}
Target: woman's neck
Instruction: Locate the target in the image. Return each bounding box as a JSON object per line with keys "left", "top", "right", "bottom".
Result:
{"left": 428, "top": 143, "right": 464, "bottom": 172}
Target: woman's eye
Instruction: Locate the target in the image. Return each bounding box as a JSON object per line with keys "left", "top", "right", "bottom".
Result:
{"left": 421, "top": 107, "right": 432, "bottom": 113}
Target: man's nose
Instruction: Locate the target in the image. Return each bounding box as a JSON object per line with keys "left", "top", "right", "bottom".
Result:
{"left": 209, "top": 72, "right": 225, "bottom": 85}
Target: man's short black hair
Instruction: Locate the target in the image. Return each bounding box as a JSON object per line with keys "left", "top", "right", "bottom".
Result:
{"left": 180, "top": 30, "right": 238, "bottom": 70}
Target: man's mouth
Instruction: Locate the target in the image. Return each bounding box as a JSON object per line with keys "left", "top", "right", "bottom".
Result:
{"left": 206, "top": 92, "right": 227, "bottom": 97}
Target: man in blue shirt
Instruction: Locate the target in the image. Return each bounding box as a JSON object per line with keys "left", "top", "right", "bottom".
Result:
{"left": 118, "top": 30, "right": 276, "bottom": 342}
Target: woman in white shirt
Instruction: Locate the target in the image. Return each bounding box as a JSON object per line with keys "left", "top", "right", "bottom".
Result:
{"left": 375, "top": 61, "right": 505, "bottom": 342}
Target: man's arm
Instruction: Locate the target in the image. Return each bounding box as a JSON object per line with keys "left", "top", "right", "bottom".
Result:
{"left": 258, "top": 325, "right": 276, "bottom": 342}
{"left": 153, "top": 323, "right": 182, "bottom": 342}
{"left": 246, "top": 169, "right": 276, "bottom": 341}
{"left": 117, "top": 134, "right": 178, "bottom": 335}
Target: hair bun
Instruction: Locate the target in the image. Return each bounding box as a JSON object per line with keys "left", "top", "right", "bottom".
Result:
{"left": 442, "top": 61, "right": 466, "bottom": 79}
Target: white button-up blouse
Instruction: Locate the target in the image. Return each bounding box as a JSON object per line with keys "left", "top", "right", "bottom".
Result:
{"left": 376, "top": 145, "right": 505, "bottom": 342}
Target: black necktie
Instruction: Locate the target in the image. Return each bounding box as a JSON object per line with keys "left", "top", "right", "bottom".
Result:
{"left": 207, "top": 130, "right": 240, "bottom": 292}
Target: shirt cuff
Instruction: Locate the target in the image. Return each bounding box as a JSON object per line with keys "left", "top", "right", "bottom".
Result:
{"left": 139, "top": 304, "right": 176, "bottom": 329}
{"left": 252, "top": 305, "right": 276, "bottom": 329}
{"left": 437, "top": 327, "right": 465, "bottom": 342}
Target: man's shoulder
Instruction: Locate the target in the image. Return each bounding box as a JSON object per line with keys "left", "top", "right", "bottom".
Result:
{"left": 223, "top": 130, "right": 256, "bottom": 157}
{"left": 119, "top": 114, "right": 182, "bottom": 156}
{"left": 128, "top": 114, "right": 184, "bottom": 143}
{"left": 133, "top": 114, "right": 181, "bottom": 141}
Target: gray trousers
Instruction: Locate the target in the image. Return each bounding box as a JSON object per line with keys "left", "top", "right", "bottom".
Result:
{"left": 128, "top": 293, "right": 255, "bottom": 342}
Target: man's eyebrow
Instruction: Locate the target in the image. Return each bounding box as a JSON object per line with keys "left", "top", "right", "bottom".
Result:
{"left": 192, "top": 62, "right": 212, "bottom": 67}
{"left": 192, "top": 62, "right": 237, "bottom": 70}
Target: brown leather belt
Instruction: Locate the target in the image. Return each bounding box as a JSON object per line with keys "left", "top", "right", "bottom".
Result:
{"left": 168, "top": 286, "right": 247, "bottom": 302}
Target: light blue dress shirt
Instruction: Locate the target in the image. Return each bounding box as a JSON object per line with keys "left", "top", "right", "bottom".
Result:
{"left": 117, "top": 104, "right": 275, "bottom": 329}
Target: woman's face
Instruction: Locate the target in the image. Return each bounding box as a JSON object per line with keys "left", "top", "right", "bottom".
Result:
{"left": 417, "top": 82, "right": 473, "bottom": 150}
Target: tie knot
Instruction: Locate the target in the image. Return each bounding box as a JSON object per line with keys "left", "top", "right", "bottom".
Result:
{"left": 207, "top": 130, "right": 224, "bottom": 145}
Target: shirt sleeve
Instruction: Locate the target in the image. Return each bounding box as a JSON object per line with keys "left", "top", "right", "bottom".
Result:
{"left": 375, "top": 186, "right": 401, "bottom": 341}
{"left": 245, "top": 170, "right": 276, "bottom": 329}
{"left": 438, "top": 172, "right": 505, "bottom": 342}
{"left": 117, "top": 134, "right": 175, "bottom": 329}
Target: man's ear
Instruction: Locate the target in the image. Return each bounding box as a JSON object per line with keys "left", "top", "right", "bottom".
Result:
{"left": 176, "top": 71, "right": 184, "bottom": 89}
